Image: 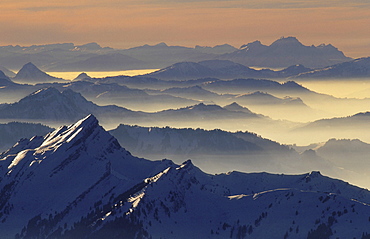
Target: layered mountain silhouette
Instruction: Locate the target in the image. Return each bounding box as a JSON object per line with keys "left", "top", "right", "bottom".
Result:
{"left": 0, "top": 87, "right": 142, "bottom": 123}
{"left": 232, "top": 91, "right": 306, "bottom": 106}
{"left": 146, "top": 60, "right": 312, "bottom": 80}
{"left": 0, "top": 38, "right": 353, "bottom": 71}
{"left": 0, "top": 115, "right": 369, "bottom": 238}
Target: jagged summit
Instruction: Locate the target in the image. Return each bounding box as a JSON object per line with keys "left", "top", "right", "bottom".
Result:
{"left": 4, "top": 114, "right": 119, "bottom": 163}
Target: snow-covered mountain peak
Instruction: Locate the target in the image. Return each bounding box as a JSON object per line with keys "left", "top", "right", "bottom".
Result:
{"left": 39, "top": 114, "right": 117, "bottom": 153}
{"left": 1, "top": 114, "right": 121, "bottom": 169}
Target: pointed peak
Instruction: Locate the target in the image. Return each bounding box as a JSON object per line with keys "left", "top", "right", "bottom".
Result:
{"left": 19, "top": 62, "right": 42, "bottom": 72}
{"left": 69, "top": 114, "right": 98, "bottom": 130}
{"left": 40, "top": 114, "right": 110, "bottom": 151}
{"left": 23, "top": 62, "right": 37, "bottom": 68}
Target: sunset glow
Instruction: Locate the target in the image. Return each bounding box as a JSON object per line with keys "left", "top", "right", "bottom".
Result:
{"left": 1, "top": 1, "right": 369, "bottom": 57}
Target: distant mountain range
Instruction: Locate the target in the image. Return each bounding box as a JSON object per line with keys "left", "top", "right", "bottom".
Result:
{"left": 146, "top": 60, "right": 313, "bottom": 80}
{"left": 0, "top": 37, "right": 353, "bottom": 72}
{"left": 0, "top": 87, "right": 304, "bottom": 137}
{"left": 0, "top": 115, "right": 369, "bottom": 238}
{"left": 219, "top": 36, "right": 352, "bottom": 68}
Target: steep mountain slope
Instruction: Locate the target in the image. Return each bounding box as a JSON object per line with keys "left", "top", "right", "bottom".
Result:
{"left": 218, "top": 36, "right": 351, "bottom": 68}
{"left": 0, "top": 115, "right": 172, "bottom": 238}
{"left": 0, "top": 116, "right": 369, "bottom": 238}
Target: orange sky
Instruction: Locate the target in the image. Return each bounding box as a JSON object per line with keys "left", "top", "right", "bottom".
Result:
{"left": 1, "top": 0, "right": 370, "bottom": 58}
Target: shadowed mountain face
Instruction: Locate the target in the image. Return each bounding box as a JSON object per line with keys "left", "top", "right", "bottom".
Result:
{"left": 0, "top": 115, "right": 369, "bottom": 238}
{"left": 218, "top": 36, "right": 351, "bottom": 68}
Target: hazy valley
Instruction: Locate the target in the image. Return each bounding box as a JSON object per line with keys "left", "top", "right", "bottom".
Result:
{"left": 0, "top": 37, "right": 370, "bottom": 238}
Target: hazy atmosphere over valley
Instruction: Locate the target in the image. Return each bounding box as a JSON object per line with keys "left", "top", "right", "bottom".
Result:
{"left": 0, "top": 0, "right": 369, "bottom": 238}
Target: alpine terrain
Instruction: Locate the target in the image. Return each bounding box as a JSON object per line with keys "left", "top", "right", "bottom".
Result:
{"left": 0, "top": 115, "right": 369, "bottom": 239}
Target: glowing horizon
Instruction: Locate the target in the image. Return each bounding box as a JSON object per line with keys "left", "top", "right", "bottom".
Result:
{"left": 0, "top": 1, "right": 369, "bottom": 58}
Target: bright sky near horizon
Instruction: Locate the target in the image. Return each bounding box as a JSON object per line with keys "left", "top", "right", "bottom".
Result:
{"left": 1, "top": 0, "right": 370, "bottom": 58}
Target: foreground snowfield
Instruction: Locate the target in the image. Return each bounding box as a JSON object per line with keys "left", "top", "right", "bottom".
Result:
{"left": 0, "top": 115, "right": 369, "bottom": 239}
